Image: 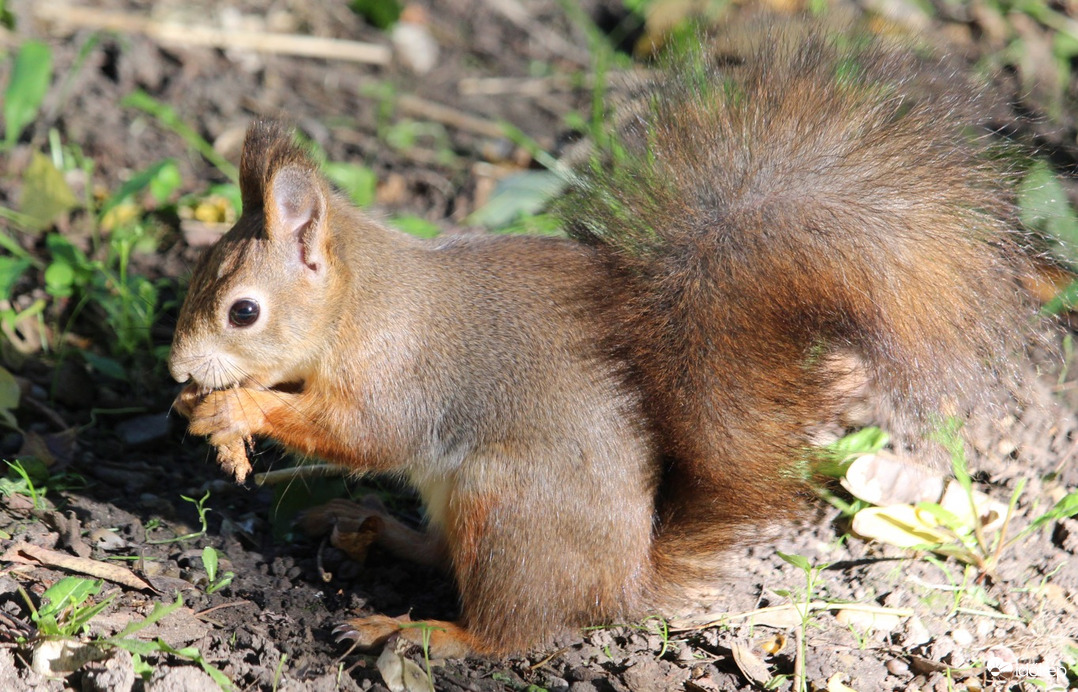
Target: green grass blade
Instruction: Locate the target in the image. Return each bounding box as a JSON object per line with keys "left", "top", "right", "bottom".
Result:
{"left": 122, "top": 90, "right": 239, "bottom": 182}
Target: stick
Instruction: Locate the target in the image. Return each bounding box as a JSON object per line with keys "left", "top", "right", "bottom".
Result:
{"left": 253, "top": 463, "right": 351, "bottom": 486}
{"left": 396, "top": 93, "right": 507, "bottom": 139}
{"left": 35, "top": 4, "right": 391, "bottom": 65}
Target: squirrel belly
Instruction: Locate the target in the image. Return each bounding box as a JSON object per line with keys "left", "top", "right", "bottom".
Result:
{"left": 169, "top": 27, "right": 1039, "bottom": 655}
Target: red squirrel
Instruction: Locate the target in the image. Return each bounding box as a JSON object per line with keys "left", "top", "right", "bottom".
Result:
{"left": 168, "top": 28, "right": 1039, "bottom": 657}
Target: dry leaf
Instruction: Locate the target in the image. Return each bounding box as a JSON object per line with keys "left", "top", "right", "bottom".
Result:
{"left": 730, "top": 640, "right": 772, "bottom": 687}
{"left": 376, "top": 641, "right": 435, "bottom": 692}
{"left": 1, "top": 542, "right": 157, "bottom": 592}
{"left": 850, "top": 505, "right": 952, "bottom": 548}
{"left": 937, "top": 483, "right": 1007, "bottom": 534}
{"left": 826, "top": 672, "right": 859, "bottom": 692}
{"left": 757, "top": 632, "right": 786, "bottom": 655}
{"left": 841, "top": 452, "right": 944, "bottom": 506}
{"left": 835, "top": 608, "right": 903, "bottom": 633}
{"left": 31, "top": 638, "right": 109, "bottom": 675}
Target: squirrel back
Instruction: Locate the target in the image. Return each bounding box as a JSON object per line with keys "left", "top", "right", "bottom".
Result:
{"left": 560, "top": 31, "right": 1036, "bottom": 587}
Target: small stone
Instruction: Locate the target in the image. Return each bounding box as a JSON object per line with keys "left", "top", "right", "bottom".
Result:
{"left": 885, "top": 659, "right": 910, "bottom": 676}
{"left": 545, "top": 676, "right": 569, "bottom": 691}
{"left": 899, "top": 616, "right": 932, "bottom": 648}
{"left": 930, "top": 636, "right": 956, "bottom": 662}
{"left": 950, "top": 628, "right": 973, "bottom": 647}
{"left": 115, "top": 413, "right": 171, "bottom": 446}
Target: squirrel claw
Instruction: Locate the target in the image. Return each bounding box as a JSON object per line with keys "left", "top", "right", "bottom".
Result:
{"left": 332, "top": 622, "right": 359, "bottom": 641}
{"left": 332, "top": 614, "right": 406, "bottom": 649}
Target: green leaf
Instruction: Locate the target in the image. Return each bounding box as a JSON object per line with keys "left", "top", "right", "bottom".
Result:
{"left": 149, "top": 160, "right": 182, "bottom": 204}
{"left": 323, "top": 161, "right": 377, "bottom": 207}
{"left": 108, "top": 593, "right": 184, "bottom": 641}
{"left": 202, "top": 546, "right": 218, "bottom": 582}
{"left": 151, "top": 638, "right": 233, "bottom": 689}
{"left": 67, "top": 592, "right": 116, "bottom": 633}
{"left": 45, "top": 233, "right": 92, "bottom": 274}
{"left": 38, "top": 577, "right": 102, "bottom": 620}
{"left": 1018, "top": 161, "right": 1078, "bottom": 262}
{"left": 4, "top": 40, "right": 52, "bottom": 149}
{"left": 390, "top": 215, "right": 441, "bottom": 238}
{"left": 131, "top": 653, "right": 154, "bottom": 678}
{"left": 350, "top": 0, "right": 402, "bottom": 29}
{"left": 776, "top": 551, "right": 811, "bottom": 571}
{"left": 467, "top": 171, "right": 566, "bottom": 230}
{"left": 109, "top": 637, "right": 165, "bottom": 656}
{"left": 44, "top": 261, "right": 75, "bottom": 298}
{"left": 915, "top": 501, "right": 967, "bottom": 533}
{"left": 1042, "top": 278, "right": 1078, "bottom": 316}
{"left": 0, "top": 256, "right": 31, "bottom": 300}
{"left": 0, "top": 365, "right": 20, "bottom": 414}
{"left": 19, "top": 152, "right": 78, "bottom": 232}
{"left": 100, "top": 159, "right": 180, "bottom": 218}
{"left": 0, "top": 1, "right": 15, "bottom": 30}
{"left": 81, "top": 351, "right": 130, "bottom": 382}
{"left": 1024, "top": 492, "right": 1078, "bottom": 535}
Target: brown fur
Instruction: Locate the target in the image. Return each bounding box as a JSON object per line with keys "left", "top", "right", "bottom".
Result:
{"left": 170, "top": 27, "right": 1040, "bottom": 656}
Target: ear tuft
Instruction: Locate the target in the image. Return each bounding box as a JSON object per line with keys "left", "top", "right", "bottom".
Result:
{"left": 239, "top": 120, "right": 318, "bottom": 213}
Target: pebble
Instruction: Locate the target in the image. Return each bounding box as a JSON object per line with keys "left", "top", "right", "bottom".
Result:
{"left": 899, "top": 616, "right": 932, "bottom": 648}
{"left": 391, "top": 6, "right": 439, "bottom": 74}
{"left": 115, "top": 413, "right": 171, "bottom": 446}
{"left": 545, "top": 676, "right": 569, "bottom": 691}
{"left": 885, "top": 658, "right": 910, "bottom": 676}
{"left": 950, "top": 628, "right": 973, "bottom": 647}
{"left": 930, "top": 635, "right": 955, "bottom": 662}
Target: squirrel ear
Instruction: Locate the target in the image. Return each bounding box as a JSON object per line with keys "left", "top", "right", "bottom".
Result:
{"left": 265, "top": 166, "right": 328, "bottom": 274}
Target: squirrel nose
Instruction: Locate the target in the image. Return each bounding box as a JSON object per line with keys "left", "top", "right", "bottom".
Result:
{"left": 167, "top": 356, "right": 191, "bottom": 384}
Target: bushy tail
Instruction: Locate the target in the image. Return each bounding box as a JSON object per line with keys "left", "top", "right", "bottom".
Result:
{"left": 560, "top": 28, "right": 1037, "bottom": 592}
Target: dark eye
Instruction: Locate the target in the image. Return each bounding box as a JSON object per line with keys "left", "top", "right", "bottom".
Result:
{"left": 228, "top": 299, "right": 260, "bottom": 327}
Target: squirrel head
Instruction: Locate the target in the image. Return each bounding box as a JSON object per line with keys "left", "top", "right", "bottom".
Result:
{"left": 169, "top": 121, "right": 338, "bottom": 391}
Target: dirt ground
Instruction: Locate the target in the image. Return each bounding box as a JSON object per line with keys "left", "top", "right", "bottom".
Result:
{"left": 1, "top": 0, "right": 1077, "bottom": 690}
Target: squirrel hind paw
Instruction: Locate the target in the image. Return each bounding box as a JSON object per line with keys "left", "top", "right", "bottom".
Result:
{"left": 335, "top": 616, "right": 476, "bottom": 658}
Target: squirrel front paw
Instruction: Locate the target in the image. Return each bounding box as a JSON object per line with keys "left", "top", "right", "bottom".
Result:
{"left": 187, "top": 387, "right": 273, "bottom": 448}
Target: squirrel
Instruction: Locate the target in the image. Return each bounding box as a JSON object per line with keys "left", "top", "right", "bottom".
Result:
{"left": 168, "top": 26, "right": 1041, "bottom": 658}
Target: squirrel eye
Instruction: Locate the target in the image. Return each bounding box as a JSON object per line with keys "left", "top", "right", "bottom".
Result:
{"left": 228, "top": 299, "right": 260, "bottom": 327}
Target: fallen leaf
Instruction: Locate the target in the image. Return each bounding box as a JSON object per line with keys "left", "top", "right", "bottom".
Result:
{"left": 730, "top": 640, "right": 772, "bottom": 687}
{"left": 376, "top": 641, "right": 435, "bottom": 692}
{"left": 850, "top": 505, "right": 952, "bottom": 549}
{"left": 31, "top": 638, "right": 108, "bottom": 676}
{"left": 826, "top": 672, "right": 859, "bottom": 692}
{"left": 835, "top": 608, "right": 904, "bottom": 633}
{"left": 842, "top": 452, "right": 944, "bottom": 506}
{"left": 1, "top": 542, "right": 157, "bottom": 592}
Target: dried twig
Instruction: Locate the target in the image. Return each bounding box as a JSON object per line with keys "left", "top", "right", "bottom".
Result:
{"left": 35, "top": 4, "right": 391, "bottom": 65}
{"left": 396, "top": 94, "right": 507, "bottom": 139}
{"left": 253, "top": 463, "right": 350, "bottom": 486}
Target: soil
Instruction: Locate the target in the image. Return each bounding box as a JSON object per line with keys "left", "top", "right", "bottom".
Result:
{"left": 1, "top": 1, "right": 1077, "bottom": 691}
